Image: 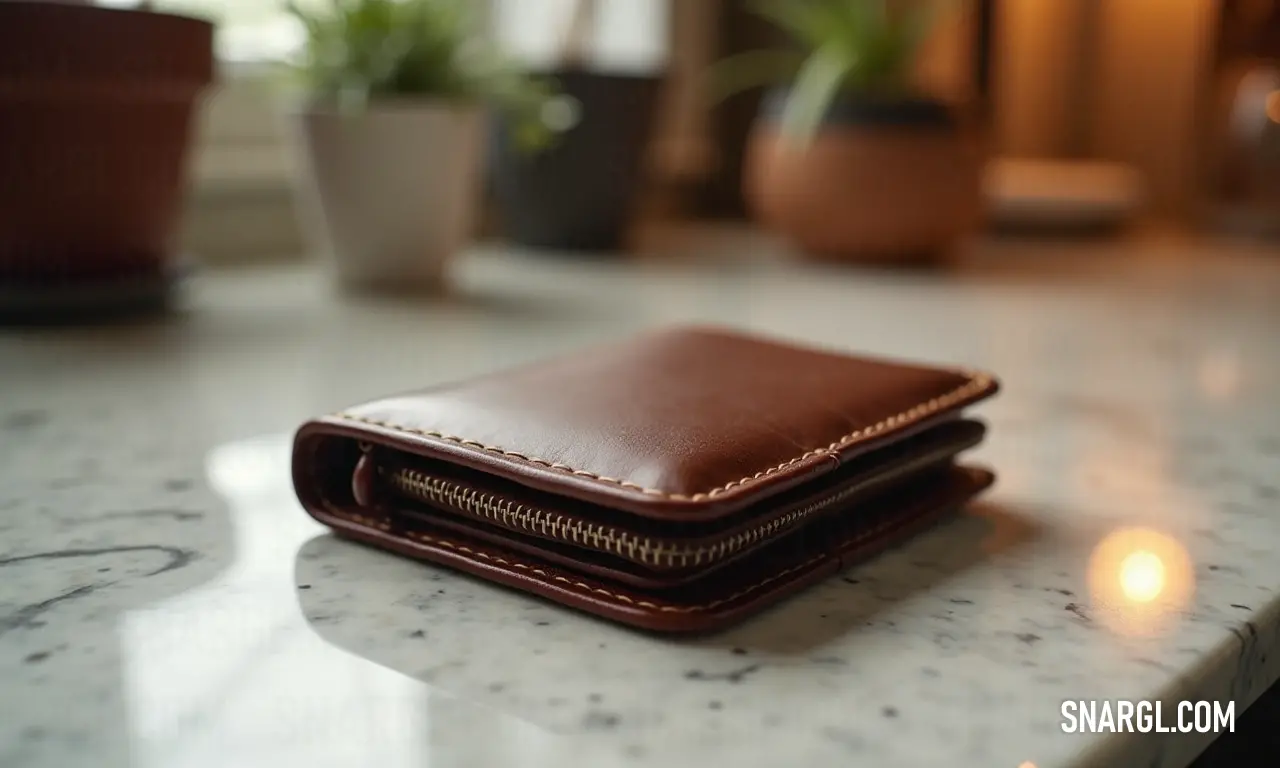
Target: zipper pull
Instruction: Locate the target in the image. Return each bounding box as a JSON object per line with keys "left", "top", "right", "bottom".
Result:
{"left": 352, "top": 442, "right": 377, "bottom": 508}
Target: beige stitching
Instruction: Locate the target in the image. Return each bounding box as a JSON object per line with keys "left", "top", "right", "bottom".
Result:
{"left": 335, "top": 371, "right": 992, "bottom": 501}
{"left": 337, "top": 512, "right": 825, "bottom": 614}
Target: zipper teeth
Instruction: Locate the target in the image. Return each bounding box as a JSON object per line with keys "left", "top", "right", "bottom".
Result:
{"left": 387, "top": 468, "right": 815, "bottom": 568}
{"left": 383, "top": 443, "right": 961, "bottom": 569}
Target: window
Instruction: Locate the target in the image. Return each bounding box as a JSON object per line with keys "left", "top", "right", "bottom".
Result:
{"left": 101, "top": 1, "right": 306, "bottom": 63}
{"left": 109, "top": 0, "right": 670, "bottom": 68}
{"left": 93, "top": 1, "right": 319, "bottom": 260}
{"left": 492, "top": 0, "right": 667, "bottom": 73}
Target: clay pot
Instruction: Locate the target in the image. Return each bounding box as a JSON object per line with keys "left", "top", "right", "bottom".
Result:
{"left": 0, "top": 2, "right": 214, "bottom": 292}
{"left": 745, "top": 89, "right": 982, "bottom": 264}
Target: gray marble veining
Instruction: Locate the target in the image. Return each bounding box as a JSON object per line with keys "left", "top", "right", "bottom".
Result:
{"left": 2, "top": 232, "right": 1279, "bottom": 768}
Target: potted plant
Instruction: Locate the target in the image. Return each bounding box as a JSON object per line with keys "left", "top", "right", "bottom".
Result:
{"left": 489, "top": 0, "right": 665, "bottom": 252}
{"left": 0, "top": 0, "right": 214, "bottom": 322}
{"left": 712, "top": 0, "right": 981, "bottom": 264}
{"left": 285, "top": 0, "right": 556, "bottom": 291}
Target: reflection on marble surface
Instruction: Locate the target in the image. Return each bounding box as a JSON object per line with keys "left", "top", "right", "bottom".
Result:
{"left": 1, "top": 238, "right": 1279, "bottom": 767}
{"left": 1087, "top": 527, "right": 1196, "bottom": 639}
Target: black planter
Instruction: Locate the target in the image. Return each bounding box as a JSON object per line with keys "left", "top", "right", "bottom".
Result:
{"left": 492, "top": 69, "right": 662, "bottom": 252}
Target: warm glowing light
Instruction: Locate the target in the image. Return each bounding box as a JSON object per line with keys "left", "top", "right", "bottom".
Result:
{"left": 1267, "top": 91, "right": 1280, "bottom": 125}
{"left": 1088, "top": 527, "right": 1195, "bottom": 638}
{"left": 1018, "top": 763, "right": 1038, "bottom": 768}
{"left": 1119, "top": 550, "right": 1166, "bottom": 603}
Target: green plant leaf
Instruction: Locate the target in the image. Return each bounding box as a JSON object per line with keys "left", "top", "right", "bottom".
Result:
{"left": 828, "top": 0, "right": 880, "bottom": 48}
{"left": 747, "top": 0, "right": 828, "bottom": 49}
{"left": 735, "top": 0, "right": 953, "bottom": 100}
{"left": 704, "top": 49, "right": 805, "bottom": 104}
{"left": 779, "top": 42, "right": 852, "bottom": 147}
{"left": 283, "top": 0, "right": 564, "bottom": 154}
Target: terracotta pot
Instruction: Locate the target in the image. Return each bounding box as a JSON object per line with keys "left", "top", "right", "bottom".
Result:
{"left": 0, "top": 2, "right": 214, "bottom": 289}
{"left": 745, "top": 89, "right": 982, "bottom": 264}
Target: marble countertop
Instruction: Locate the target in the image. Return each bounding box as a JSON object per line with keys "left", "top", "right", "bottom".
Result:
{"left": 3, "top": 230, "right": 1280, "bottom": 768}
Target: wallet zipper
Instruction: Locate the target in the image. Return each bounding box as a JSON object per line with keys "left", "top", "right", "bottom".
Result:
{"left": 361, "top": 441, "right": 964, "bottom": 570}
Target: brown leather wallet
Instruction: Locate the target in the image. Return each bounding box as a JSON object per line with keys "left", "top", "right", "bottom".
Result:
{"left": 292, "top": 327, "right": 1000, "bottom": 633}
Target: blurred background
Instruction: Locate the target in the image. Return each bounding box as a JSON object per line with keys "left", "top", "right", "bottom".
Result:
{"left": 187, "top": 0, "right": 1279, "bottom": 257}
{"left": 3, "top": 5, "right": 1280, "bottom": 766}
{"left": 197, "top": 0, "right": 1269, "bottom": 254}
{"left": 7, "top": 0, "right": 1271, "bottom": 275}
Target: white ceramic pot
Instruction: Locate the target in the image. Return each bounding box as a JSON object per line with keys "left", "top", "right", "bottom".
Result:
{"left": 294, "top": 101, "right": 483, "bottom": 291}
